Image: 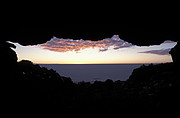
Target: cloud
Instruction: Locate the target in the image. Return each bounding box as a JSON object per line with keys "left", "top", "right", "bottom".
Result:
{"left": 138, "top": 48, "right": 171, "bottom": 55}
{"left": 163, "top": 40, "right": 176, "bottom": 44}
{"left": 99, "top": 48, "right": 108, "bottom": 52}
{"left": 40, "top": 35, "right": 133, "bottom": 53}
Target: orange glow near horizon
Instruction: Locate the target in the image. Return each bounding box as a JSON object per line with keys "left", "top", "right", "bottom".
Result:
{"left": 10, "top": 36, "right": 177, "bottom": 64}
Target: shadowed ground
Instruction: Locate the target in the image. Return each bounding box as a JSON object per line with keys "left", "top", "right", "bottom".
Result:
{"left": 1, "top": 25, "right": 180, "bottom": 117}
{"left": 3, "top": 60, "right": 179, "bottom": 116}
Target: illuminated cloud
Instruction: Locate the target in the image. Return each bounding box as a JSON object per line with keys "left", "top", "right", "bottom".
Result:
{"left": 40, "top": 35, "right": 133, "bottom": 53}
{"left": 139, "top": 48, "right": 171, "bottom": 55}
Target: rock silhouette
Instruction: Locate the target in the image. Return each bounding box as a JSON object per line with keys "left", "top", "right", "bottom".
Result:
{"left": 1, "top": 25, "right": 180, "bottom": 116}
{"left": 2, "top": 24, "right": 179, "bottom": 46}
{"left": 2, "top": 60, "right": 179, "bottom": 116}
{"left": 170, "top": 41, "right": 180, "bottom": 66}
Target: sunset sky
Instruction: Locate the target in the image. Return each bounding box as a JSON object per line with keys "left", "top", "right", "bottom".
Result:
{"left": 11, "top": 35, "right": 177, "bottom": 64}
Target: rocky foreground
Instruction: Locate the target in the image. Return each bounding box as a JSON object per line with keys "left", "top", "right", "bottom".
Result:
{"left": 3, "top": 60, "right": 179, "bottom": 116}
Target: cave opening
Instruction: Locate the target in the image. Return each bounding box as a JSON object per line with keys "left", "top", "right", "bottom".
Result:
{"left": 1, "top": 26, "right": 180, "bottom": 116}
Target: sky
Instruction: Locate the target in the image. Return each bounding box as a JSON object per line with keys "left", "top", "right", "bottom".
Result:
{"left": 10, "top": 35, "right": 177, "bottom": 64}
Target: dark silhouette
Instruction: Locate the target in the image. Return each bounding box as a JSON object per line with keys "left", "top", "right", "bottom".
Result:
{"left": 170, "top": 41, "right": 180, "bottom": 65}
{"left": 1, "top": 25, "right": 180, "bottom": 116}
{"left": 2, "top": 60, "right": 179, "bottom": 116}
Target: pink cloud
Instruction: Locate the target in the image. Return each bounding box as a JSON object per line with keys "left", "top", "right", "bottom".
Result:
{"left": 40, "top": 35, "right": 133, "bottom": 53}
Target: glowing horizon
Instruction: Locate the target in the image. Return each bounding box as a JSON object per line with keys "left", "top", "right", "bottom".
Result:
{"left": 10, "top": 35, "right": 177, "bottom": 64}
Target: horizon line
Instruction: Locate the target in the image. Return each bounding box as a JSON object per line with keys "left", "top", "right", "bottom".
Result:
{"left": 17, "top": 60, "right": 172, "bottom": 65}
{"left": 35, "top": 62, "right": 169, "bottom": 65}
